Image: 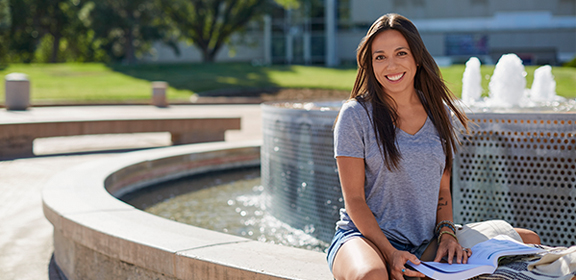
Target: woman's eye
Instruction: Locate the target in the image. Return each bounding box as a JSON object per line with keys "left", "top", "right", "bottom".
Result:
{"left": 398, "top": 51, "right": 408, "bottom": 56}
{"left": 375, "top": 55, "right": 385, "bottom": 60}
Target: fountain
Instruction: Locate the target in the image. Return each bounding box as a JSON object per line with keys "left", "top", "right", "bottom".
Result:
{"left": 462, "top": 54, "right": 571, "bottom": 111}
{"left": 43, "top": 141, "right": 333, "bottom": 279}
{"left": 454, "top": 54, "right": 575, "bottom": 247}
{"left": 530, "top": 65, "right": 558, "bottom": 103}
{"left": 262, "top": 54, "right": 575, "bottom": 248}
{"left": 487, "top": 54, "right": 528, "bottom": 108}
{"left": 461, "top": 57, "right": 482, "bottom": 105}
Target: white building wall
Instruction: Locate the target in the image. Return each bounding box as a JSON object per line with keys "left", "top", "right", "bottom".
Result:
{"left": 351, "top": 0, "right": 575, "bottom": 24}
{"left": 336, "top": 31, "right": 364, "bottom": 63}
{"left": 140, "top": 32, "right": 265, "bottom": 64}
{"left": 140, "top": 0, "right": 575, "bottom": 65}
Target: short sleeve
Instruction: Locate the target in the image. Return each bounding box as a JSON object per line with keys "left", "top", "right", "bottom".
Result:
{"left": 334, "top": 101, "right": 366, "bottom": 159}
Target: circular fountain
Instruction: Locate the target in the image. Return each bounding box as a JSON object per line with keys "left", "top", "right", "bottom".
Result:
{"left": 42, "top": 141, "right": 333, "bottom": 280}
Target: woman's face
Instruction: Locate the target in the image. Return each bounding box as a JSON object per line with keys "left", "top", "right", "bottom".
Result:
{"left": 370, "top": 29, "right": 417, "bottom": 97}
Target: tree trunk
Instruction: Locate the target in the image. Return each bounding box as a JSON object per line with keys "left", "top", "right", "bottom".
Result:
{"left": 201, "top": 47, "right": 216, "bottom": 63}
{"left": 124, "top": 28, "right": 135, "bottom": 65}
{"left": 201, "top": 45, "right": 224, "bottom": 63}
{"left": 50, "top": 33, "right": 61, "bottom": 63}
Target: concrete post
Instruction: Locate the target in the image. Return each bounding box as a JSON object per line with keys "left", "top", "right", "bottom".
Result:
{"left": 264, "top": 15, "right": 272, "bottom": 65}
{"left": 304, "top": 21, "right": 311, "bottom": 65}
{"left": 285, "top": 9, "right": 293, "bottom": 65}
{"left": 5, "top": 73, "right": 30, "bottom": 110}
{"left": 303, "top": 2, "right": 312, "bottom": 65}
{"left": 325, "top": 0, "right": 338, "bottom": 67}
{"left": 151, "top": 81, "right": 168, "bottom": 107}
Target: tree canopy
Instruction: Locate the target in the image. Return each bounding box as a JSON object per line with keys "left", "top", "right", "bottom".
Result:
{"left": 1, "top": 0, "right": 297, "bottom": 64}
{"left": 160, "top": 0, "right": 268, "bottom": 62}
{"left": 0, "top": 0, "right": 10, "bottom": 66}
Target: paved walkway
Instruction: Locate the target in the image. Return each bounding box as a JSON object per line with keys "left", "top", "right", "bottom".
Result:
{"left": 0, "top": 104, "right": 261, "bottom": 280}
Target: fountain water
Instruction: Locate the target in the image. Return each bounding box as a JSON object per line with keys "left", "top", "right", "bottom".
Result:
{"left": 461, "top": 57, "right": 482, "bottom": 105}
{"left": 530, "top": 65, "right": 558, "bottom": 103}
{"left": 487, "top": 53, "right": 527, "bottom": 107}
{"left": 462, "top": 54, "right": 572, "bottom": 111}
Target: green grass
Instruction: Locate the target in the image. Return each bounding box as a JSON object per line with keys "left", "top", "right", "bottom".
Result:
{"left": 0, "top": 62, "right": 574, "bottom": 103}
{"left": 442, "top": 65, "right": 576, "bottom": 99}
{"left": 0, "top": 63, "right": 193, "bottom": 102}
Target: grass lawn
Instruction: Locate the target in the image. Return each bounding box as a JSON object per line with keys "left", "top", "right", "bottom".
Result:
{"left": 0, "top": 62, "right": 574, "bottom": 104}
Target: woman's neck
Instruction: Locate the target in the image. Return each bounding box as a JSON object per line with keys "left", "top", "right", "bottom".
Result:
{"left": 389, "top": 88, "right": 420, "bottom": 110}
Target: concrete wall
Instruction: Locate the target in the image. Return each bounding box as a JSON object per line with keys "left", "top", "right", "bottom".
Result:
{"left": 43, "top": 141, "right": 333, "bottom": 280}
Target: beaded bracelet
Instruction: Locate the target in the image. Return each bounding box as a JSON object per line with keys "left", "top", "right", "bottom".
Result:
{"left": 435, "top": 220, "right": 456, "bottom": 236}
{"left": 437, "top": 230, "right": 458, "bottom": 244}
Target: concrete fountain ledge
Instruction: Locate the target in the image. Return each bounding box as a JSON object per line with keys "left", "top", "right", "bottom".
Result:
{"left": 42, "top": 140, "right": 332, "bottom": 280}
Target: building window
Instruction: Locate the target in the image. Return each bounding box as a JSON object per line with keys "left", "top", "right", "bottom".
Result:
{"left": 445, "top": 34, "right": 489, "bottom": 56}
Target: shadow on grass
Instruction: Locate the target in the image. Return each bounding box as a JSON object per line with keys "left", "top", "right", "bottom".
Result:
{"left": 109, "top": 62, "right": 298, "bottom": 96}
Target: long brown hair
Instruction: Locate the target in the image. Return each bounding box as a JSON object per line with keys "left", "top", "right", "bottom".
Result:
{"left": 351, "top": 13, "right": 468, "bottom": 170}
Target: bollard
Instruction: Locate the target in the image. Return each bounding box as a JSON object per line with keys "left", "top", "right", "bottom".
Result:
{"left": 5, "top": 73, "right": 30, "bottom": 110}
{"left": 151, "top": 81, "right": 168, "bottom": 107}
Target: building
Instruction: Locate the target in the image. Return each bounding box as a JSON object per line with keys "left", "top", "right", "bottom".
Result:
{"left": 143, "top": 0, "right": 576, "bottom": 66}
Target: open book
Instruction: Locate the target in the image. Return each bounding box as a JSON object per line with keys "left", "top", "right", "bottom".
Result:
{"left": 407, "top": 235, "right": 544, "bottom": 280}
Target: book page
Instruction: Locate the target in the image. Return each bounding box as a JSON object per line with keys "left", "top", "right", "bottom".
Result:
{"left": 419, "top": 262, "right": 487, "bottom": 273}
{"left": 407, "top": 261, "right": 493, "bottom": 280}
{"left": 407, "top": 235, "right": 544, "bottom": 279}
{"left": 465, "top": 235, "right": 544, "bottom": 267}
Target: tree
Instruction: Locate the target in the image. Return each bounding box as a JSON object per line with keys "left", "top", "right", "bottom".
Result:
{"left": 6, "top": 0, "right": 95, "bottom": 63}
{"left": 5, "top": 0, "right": 39, "bottom": 63}
{"left": 160, "top": 0, "right": 270, "bottom": 63}
{"left": 0, "top": 0, "right": 10, "bottom": 66}
{"left": 88, "top": 0, "right": 178, "bottom": 64}
{"left": 34, "top": 0, "right": 82, "bottom": 62}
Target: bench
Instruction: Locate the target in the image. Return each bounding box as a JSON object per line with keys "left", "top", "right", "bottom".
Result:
{"left": 0, "top": 117, "right": 241, "bottom": 159}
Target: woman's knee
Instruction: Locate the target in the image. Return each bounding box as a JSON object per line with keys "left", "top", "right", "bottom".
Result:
{"left": 332, "top": 237, "right": 389, "bottom": 280}
{"left": 514, "top": 228, "right": 541, "bottom": 244}
{"left": 342, "top": 266, "right": 388, "bottom": 280}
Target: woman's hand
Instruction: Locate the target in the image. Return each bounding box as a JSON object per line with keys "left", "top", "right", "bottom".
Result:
{"left": 387, "top": 249, "right": 426, "bottom": 280}
{"left": 433, "top": 233, "right": 472, "bottom": 264}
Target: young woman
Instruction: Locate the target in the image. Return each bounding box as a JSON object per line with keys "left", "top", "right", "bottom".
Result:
{"left": 328, "top": 14, "right": 539, "bottom": 280}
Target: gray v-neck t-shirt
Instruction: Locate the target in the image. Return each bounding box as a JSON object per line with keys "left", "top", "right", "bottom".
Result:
{"left": 334, "top": 99, "right": 446, "bottom": 246}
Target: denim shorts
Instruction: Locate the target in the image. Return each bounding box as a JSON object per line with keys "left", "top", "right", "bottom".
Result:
{"left": 326, "top": 227, "right": 431, "bottom": 273}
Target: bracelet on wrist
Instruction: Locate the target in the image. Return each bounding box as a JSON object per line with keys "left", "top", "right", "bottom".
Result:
{"left": 435, "top": 220, "right": 456, "bottom": 236}
{"left": 437, "top": 230, "right": 458, "bottom": 244}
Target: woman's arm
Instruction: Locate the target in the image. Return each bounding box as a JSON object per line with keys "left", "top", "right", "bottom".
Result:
{"left": 337, "top": 156, "right": 424, "bottom": 279}
{"left": 433, "top": 168, "right": 471, "bottom": 264}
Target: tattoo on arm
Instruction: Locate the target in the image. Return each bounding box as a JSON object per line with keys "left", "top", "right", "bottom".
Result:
{"left": 437, "top": 197, "right": 448, "bottom": 210}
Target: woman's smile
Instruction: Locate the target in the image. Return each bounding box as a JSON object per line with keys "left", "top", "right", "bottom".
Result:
{"left": 386, "top": 72, "right": 405, "bottom": 82}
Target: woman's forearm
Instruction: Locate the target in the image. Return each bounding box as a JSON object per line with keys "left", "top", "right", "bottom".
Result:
{"left": 436, "top": 169, "right": 456, "bottom": 234}
{"left": 336, "top": 156, "right": 398, "bottom": 261}
{"left": 345, "top": 196, "right": 398, "bottom": 261}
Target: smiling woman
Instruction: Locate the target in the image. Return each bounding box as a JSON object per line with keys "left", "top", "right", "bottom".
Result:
{"left": 327, "top": 13, "right": 540, "bottom": 280}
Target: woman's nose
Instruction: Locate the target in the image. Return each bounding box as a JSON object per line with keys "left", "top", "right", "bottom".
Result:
{"left": 385, "top": 57, "right": 397, "bottom": 70}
